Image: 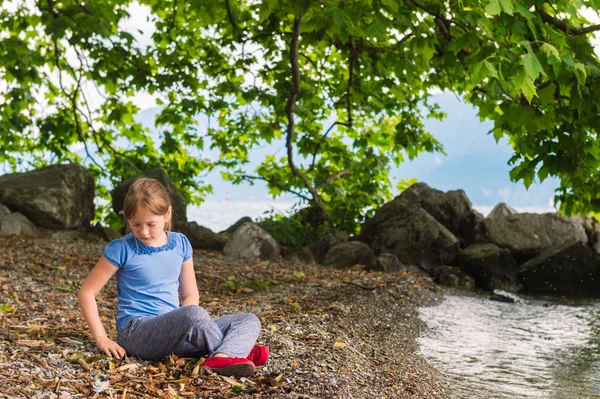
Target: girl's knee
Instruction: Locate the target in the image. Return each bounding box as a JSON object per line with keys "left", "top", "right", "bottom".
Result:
{"left": 243, "top": 313, "right": 261, "bottom": 332}
{"left": 180, "top": 305, "right": 211, "bottom": 323}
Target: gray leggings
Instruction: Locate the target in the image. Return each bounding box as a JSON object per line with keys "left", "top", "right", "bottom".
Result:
{"left": 116, "top": 305, "right": 261, "bottom": 361}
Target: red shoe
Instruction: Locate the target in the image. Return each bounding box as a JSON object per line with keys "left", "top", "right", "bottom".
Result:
{"left": 200, "top": 357, "right": 256, "bottom": 378}
{"left": 247, "top": 344, "right": 269, "bottom": 366}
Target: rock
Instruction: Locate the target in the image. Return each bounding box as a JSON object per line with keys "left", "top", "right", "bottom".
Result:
{"left": 367, "top": 202, "right": 459, "bottom": 271}
{"left": 308, "top": 231, "right": 348, "bottom": 264}
{"left": 489, "top": 290, "right": 517, "bottom": 303}
{"left": 432, "top": 266, "right": 475, "bottom": 289}
{"left": 111, "top": 168, "right": 187, "bottom": 229}
{"left": 487, "top": 203, "right": 518, "bottom": 219}
{"left": 459, "top": 243, "right": 522, "bottom": 292}
{"left": 368, "top": 253, "right": 406, "bottom": 273}
{"left": 358, "top": 183, "right": 476, "bottom": 255}
{"left": 180, "top": 221, "right": 227, "bottom": 251}
{"left": 0, "top": 212, "right": 37, "bottom": 237}
{"left": 570, "top": 215, "right": 600, "bottom": 255}
{"left": 0, "top": 204, "right": 10, "bottom": 218}
{"left": 324, "top": 242, "right": 376, "bottom": 269}
{"left": 90, "top": 223, "right": 122, "bottom": 242}
{"left": 418, "top": 187, "right": 479, "bottom": 246}
{"left": 483, "top": 213, "right": 588, "bottom": 263}
{"left": 281, "top": 246, "right": 315, "bottom": 264}
{"left": 223, "top": 222, "right": 280, "bottom": 261}
{"left": 519, "top": 240, "right": 598, "bottom": 296}
{"left": 220, "top": 217, "right": 253, "bottom": 235}
{"left": 0, "top": 163, "right": 95, "bottom": 229}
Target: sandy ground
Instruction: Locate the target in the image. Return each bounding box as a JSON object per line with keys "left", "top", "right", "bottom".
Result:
{"left": 0, "top": 232, "right": 456, "bottom": 398}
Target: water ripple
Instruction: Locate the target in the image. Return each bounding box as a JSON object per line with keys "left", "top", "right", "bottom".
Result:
{"left": 418, "top": 293, "right": 600, "bottom": 399}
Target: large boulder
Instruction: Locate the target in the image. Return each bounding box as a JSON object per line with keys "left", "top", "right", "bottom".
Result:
{"left": 570, "top": 215, "right": 600, "bottom": 255}
{"left": 112, "top": 169, "right": 187, "bottom": 229}
{"left": 519, "top": 240, "right": 598, "bottom": 296}
{"left": 0, "top": 204, "right": 10, "bottom": 218}
{"left": 0, "top": 164, "right": 94, "bottom": 229}
{"left": 369, "top": 253, "right": 406, "bottom": 273}
{"left": 483, "top": 213, "right": 588, "bottom": 263}
{"left": 220, "top": 217, "right": 253, "bottom": 235}
{"left": 0, "top": 212, "right": 37, "bottom": 237}
{"left": 324, "top": 242, "right": 376, "bottom": 269}
{"left": 359, "top": 183, "right": 479, "bottom": 247}
{"left": 414, "top": 186, "right": 479, "bottom": 246}
{"left": 223, "top": 222, "right": 280, "bottom": 261}
{"left": 281, "top": 246, "right": 315, "bottom": 264}
{"left": 459, "top": 243, "right": 522, "bottom": 292}
{"left": 308, "top": 231, "right": 348, "bottom": 264}
{"left": 367, "top": 202, "right": 459, "bottom": 270}
{"left": 180, "top": 221, "right": 227, "bottom": 251}
{"left": 487, "top": 203, "right": 518, "bottom": 219}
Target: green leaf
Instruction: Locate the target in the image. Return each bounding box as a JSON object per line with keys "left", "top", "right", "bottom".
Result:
{"left": 514, "top": 73, "right": 537, "bottom": 103}
{"left": 540, "top": 43, "right": 560, "bottom": 59}
{"left": 486, "top": 0, "right": 502, "bottom": 15}
{"left": 499, "top": 0, "right": 514, "bottom": 15}
{"left": 523, "top": 52, "right": 545, "bottom": 80}
{"left": 472, "top": 59, "right": 498, "bottom": 84}
{"left": 0, "top": 304, "right": 14, "bottom": 313}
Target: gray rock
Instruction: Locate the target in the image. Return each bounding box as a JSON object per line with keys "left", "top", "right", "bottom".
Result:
{"left": 281, "top": 246, "right": 315, "bottom": 264}
{"left": 487, "top": 203, "right": 518, "bottom": 219}
{"left": 0, "top": 212, "right": 37, "bottom": 237}
{"left": 368, "top": 202, "right": 459, "bottom": 270}
{"left": 358, "top": 182, "right": 478, "bottom": 249}
{"left": 483, "top": 213, "right": 588, "bottom": 263}
{"left": 369, "top": 253, "right": 406, "bottom": 273}
{"left": 180, "top": 221, "right": 227, "bottom": 251}
{"left": 570, "top": 215, "right": 600, "bottom": 255}
{"left": 432, "top": 266, "right": 475, "bottom": 289}
{"left": 324, "top": 242, "right": 376, "bottom": 269}
{"left": 90, "top": 223, "right": 122, "bottom": 242}
{"left": 459, "top": 243, "right": 522, "bottom": 292}
{"left": 519, "top": 240, "right": 598, "bottom": 296}
{"left": 111, "top": 168, "right": 187, "bottom": 229}
{"left": 220, "top": 216, "right": 253, "bottom": 235}
{"left": 223, "top": 222, "right": 280, "bottom": 260}
{"left": 0, "top": 163, "right": 94, "bottom": 229}
{"left": 308, "top": 231, "right": 348, "bottom": 264}
{"left": 0, "top": 204, "right": 10, "bottom": 218}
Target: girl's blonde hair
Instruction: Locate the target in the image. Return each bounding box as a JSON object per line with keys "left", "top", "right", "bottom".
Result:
{"left": 123, "top": 177, "right": 172, "bottom": 232}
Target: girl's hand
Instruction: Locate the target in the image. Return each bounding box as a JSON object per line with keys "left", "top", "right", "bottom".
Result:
{"left": 95, "top": 336, "right": 126, "bottom": 359}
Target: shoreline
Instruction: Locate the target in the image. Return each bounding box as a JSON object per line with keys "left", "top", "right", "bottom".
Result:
{"left": 0, "top": 233, "right": 455, "bottom": 398}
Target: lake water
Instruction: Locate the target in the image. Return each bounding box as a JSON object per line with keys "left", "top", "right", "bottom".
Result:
{"left": 418, "top": 291, "right": 600, "bottom": 399}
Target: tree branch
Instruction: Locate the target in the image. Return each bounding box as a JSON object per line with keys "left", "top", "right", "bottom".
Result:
{"left": 315, "top": 170, "right": 349, "bottom": 190}
{"left": 240, "top": 175, "right": 312, "bottom": 202}
{"left": 307, "top": 121, "right": 350, "bottom": 173}
{"left": 224, "top": 0, "right": 239, "bottom": 33}
{"left": 285, "top": 15, "right": 332, "bottom": 222}
{"left": 346, "top": 39, "right": 356, "bottom": 128}
{"left": 537, "top": 7, "right": 600, "bottom": 35}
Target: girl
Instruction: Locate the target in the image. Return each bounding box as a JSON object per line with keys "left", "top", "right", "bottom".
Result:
{"left": 78, "top": 177, "right": 268, "bottom": 378}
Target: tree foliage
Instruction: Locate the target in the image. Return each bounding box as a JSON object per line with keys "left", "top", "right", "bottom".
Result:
{"left": 2, "top": 0, "right": 600, "bottom": 232}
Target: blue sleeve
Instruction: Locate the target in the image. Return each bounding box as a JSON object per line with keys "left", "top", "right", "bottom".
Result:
{"left": 181, "top": 234, "right": 193, "bottom": 261}
{"left": 103, "top": 239, "right": 126, "bottom": 268}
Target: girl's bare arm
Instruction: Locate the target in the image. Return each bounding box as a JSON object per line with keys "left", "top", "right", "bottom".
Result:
{"left": 77, "top": 257, "right": 125, "bottom": 358}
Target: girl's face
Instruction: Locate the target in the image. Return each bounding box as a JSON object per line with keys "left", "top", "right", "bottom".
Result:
{"left": 128, "top": 206, "right": 171, "bottom": 246}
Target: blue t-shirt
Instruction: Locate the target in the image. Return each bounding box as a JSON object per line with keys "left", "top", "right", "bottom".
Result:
{"left": 103, "top": 231, "right": 193, "bottom": 331}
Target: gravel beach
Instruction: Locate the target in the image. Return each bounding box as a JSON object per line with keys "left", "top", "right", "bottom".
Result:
{"left": 0, "top": 232, "right": 455, "bottom": 398}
